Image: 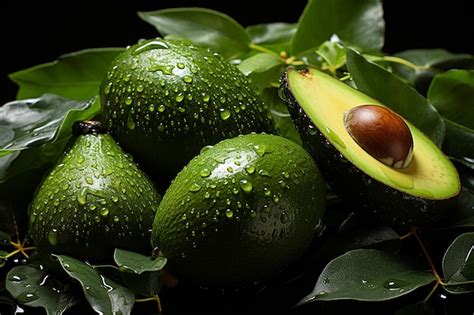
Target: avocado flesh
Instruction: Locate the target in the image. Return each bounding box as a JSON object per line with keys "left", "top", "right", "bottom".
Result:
{"left": 101, "top": 39, "right": 275, "bottom": 187}
{"left": 283, "top": 68, "right": 460, "bottom": 227}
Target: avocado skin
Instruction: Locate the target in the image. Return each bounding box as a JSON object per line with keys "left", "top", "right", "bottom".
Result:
{"left": 28, "top": 133, "right": 161, "bottom": 263}
{"left": 152, "top": 134, "right": 325, "bottom": 288}
{"left": 101, "top": 39, "right": 275, "bottom": 187}
{"left": 281, "top": 72, "right": 454, "bottom": 228}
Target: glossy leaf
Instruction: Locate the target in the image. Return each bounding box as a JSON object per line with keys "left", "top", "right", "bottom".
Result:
{"left": 247, "top": 22, "right": 297, "bottom": 53}
{"left": 292, "top": 0, "right": 384, "bottom": 55}
{"left": 6, "top": 265, "right": 76, "bottom": 315}
{"left": 120, "top": 272, "right": 162, "bottom": 297}
{"left": 9, "top": 48, "right": 123, "bottom": 100}
{"left": 346, "top": 49, "right": 445, "bottom": 147}
{"left": 138, "top": 8, "right": 251, "bottom": 59}
{"left": 316, "top": 41, "right": 347, "bottom": 74}
{"left": 442, "top": 232, "right": 474, "bottom": 294}
{"left": 428, "top": 70, "right": 474, "bottom": 129}
{"left": 0, "top": 231, "right": 11, "bottom": 245}
{"left": 443, "top": 120, "right": 474, "bottom": 170}
{"left": 55, "top": 255, "right": 134, "bottom": 315}
{"left": 261, "top": 88, "right": 301, "bottom": 144}
{"left": 114, "top": 249, "right": 167, "bottom": 274}
{"left": 0, "top": 95, "right": 99, "bottom": 182}
{"left": 237, "top": 53, "right": 284, "bottom": 91}
{"left": 299, "top": 249, "right": 435, "bottom": 304}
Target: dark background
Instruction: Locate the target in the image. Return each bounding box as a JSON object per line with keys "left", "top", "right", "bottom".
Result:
{"left": 0, "top": 0, "right": 473, "bottom": 105}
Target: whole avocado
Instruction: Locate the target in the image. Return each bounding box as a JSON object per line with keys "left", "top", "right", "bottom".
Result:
{"left": 28, "top": 121, "right": 161, "bottom": 263}
{"left": 152, "top": 134, "right": 326, "bottom": 288}
{"left": 100, "top": 39, "right": 275, "bottom": 186}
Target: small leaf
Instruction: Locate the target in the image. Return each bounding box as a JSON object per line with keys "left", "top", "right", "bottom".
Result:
{"left": 443, "top": 232, "right": 474, "bottom": 281}
{"left": 247, "top": 22, "right": 297, "bottom": 53}
{"left": 237, "top": 53, "right": 284, "bottom": 91}
{"left": 292, "top": 0, "right": 384, "bottom": 55}
{"left": 0, "top": 95, "right": 99, "bottom": 182}
{"left": 6, "top": 265, "right": 76, "bottom": 315}
{"left": 9, "top": 48, "right": 123, "bottom": 100}
{"left": 300, "top": 249, "right": 435, "bottom": 304}
{"left": 346, "top": 48, "right": 445, "bottom": 147}
{"left": 315, "top": 41, "right": 347, "bottom": 74}
{"left": 138, "top": 8, "right": 251, "bottom": 59}
{"left": 261, "top": 88, "right": 301, "bottom": 144}
{"left": 114, "top": 249, "right": 167, "bottom": 274}
{"left": 55, "top": 255, "right": 134, "bottom": 315}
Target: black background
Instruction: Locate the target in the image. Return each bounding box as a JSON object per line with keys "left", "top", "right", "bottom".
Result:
{"left": 0, "top": 0, "right": 473, "bottom": 105}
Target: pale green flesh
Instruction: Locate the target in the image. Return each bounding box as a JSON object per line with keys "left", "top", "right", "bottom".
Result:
{"left": 288, "top": 68, "right": 460, "bottom": 199}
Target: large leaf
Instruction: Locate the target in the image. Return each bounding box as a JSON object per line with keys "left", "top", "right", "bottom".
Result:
{"left": 237, "top": 53, "right": 284, "bottom": 91}
{"left": 442, "top": 232, "right": 474, "bottom": 294}
{"left": 346, "top": 49, "right": 445, "bottom": 147}
{"left": 292, "top": 0, "right": 384, "bottom": 55}
{"left": 315, "top": 41, "right": 347, "bottom": 74}
{"left": 55, "top": 255, "right": 134, "bottom": 315}
{"left": 114, "top": 249, "right": 167, "bottom": 275}
{"left": 138, "top": 8, "right": 251, "bottom": 59}
{"left": 6, "top": 265, "right": 76, "bottom": 315}
{"left": 443, "top": 120, "right": 474, "bottom": 170}
{"left": 9, "top": 48, "right": 123, "bottom": 100}
{"left": 247, "top": 22, "right": 297, "bottom": 53}
{"left": 299, "top": 249, "right": 435, "bottom": 304}
{"left": 428, "top": 70, "right": 474, "bottom": 129}
{"left": 0, "top": 95, "right": 99, "bottom": 182}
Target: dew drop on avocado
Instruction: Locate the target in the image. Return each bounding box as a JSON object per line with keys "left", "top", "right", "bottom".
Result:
{"left": 132, "top": 39, "right": 169, "bottom": 55}
{"left": 383, "top": 279, "right": 408, "bottom": 290}
{"left": 136, "top": 84, "right": 144, "bottom": 93}
{"left": 200, "top": 168, "right": 211, "bottom": 178}
{"left": 48, "top": 229, "right": 58, "bottom": 246}
{"left": 183, "top": 76, "right": 193, "bottom": 83}
{"left": 219, "top": 108, "right": 231, "bottom": 120}
{"left": 227, "top": 166, "right": 233, "bottom": 173}
{"left": 225, "top": 209, "right": 234, "bottom": 219}
{"left": 202, "top": 94, "right": 210, "bottom": 102}
{"left": 253, "top": 145, "right": 267, "bottom": 157}
{"left": 100, "top": 208, "right": 109, "bottom": 217}
{"left": 239, "top": 179, "right": 253, "bottom": 193}
{"left": 177, "top": 62, "right": 185, "bottom": 69}
{"left": 245, "top": 165, "right": 255, "bottom": 174}
{"left": 77, "top": 187, "right": 88, "bottom": 205}
{"left": 258, "top": 169, "right": 271, "bottom": 177}
{"left": 158, "top": 105, "right": 166, "bottom": 112}
{"left": 307, "top": 124, "right": 318, "bottom": 136}
{"left": 127, "top": 115, "right": 136, "bottom": 130}
{"left": 125, "top": 96, "right": 133, "bottom": 106}
{"left": 263, "top": 187, "right": 272, "bottom": 197}
{"left": 189, "top": 183, "right": 202, "bottom": 192}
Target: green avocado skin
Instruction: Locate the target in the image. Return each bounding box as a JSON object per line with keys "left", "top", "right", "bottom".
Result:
{"left": 152, "top": 134, "right": 325, "bottom": 288}
{"left": 28, "top": 133, "right": 161, "bottom": 262}
{"left": 281, "top": 74, "right": 454, "bottom": 228}
{"left": 101, "top": 39, "right": 275, "bottom": 186}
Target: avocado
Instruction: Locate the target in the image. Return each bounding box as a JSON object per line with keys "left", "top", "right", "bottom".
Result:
{"left": 100, "top": 39, "right": 275, "bottom": 187}
{"left": 151, "top": 133, "right": 325, "bottom": 288}
{"left": 28, "top": 121, "right": 161, "bottom": 262}
{"left": 281, "top": 67, "right": 460, "bottom": 227}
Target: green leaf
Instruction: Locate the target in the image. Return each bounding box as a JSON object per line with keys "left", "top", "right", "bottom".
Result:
{"left": 9, "top": 48, "right": 123, "bottom": 100}
{"left": 292, "top": 0, "right": 384, "bottom": 55}
{"left": 443, "top": 120, "right": 474, "bottom": 170}
{"left": 55, "top": 255, "right": 134, "bottom": 315}
{"left": 318, "top": 226, "right": 401, "bottom": 261}
{"left": 237, "top": 53, "right": 284, "bottom": 91}
{"left": 261, "top": 88, "right": 301, "bottom": 145}
{"left": 247, "top": 22, "right": 297, "bottom": 53}
{"left": 138, "top": 8, "right": 251, "bottom": 59}
{"left": 428, "top": 70, "right": 474, "bottom": 129}
{"left": 316, "top": 41, "right": 347, "bottom": 74}
{"left": 120, "top": 272, "right": 162, "bottom": 297}
{"left": 114, "top": 249, "right": 167, "bottom": 274}
{"left": 6, "top": 265, "right": 76, "bottom": 315}
{"left": 346, "top": 48, "right": 445, "bottom": 147}
{"left": 442, "top": 232, "right": 474, "bottom": 294}
{"left": 299, "top": 249, "right": 435, "bottom": 304}
{"left": 0, "top": 95, "right": 99, "bottom": 182}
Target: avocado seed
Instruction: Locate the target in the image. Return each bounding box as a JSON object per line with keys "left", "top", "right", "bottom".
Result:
{"left": 344, "top": 105, "right": 413, "bottom": 168}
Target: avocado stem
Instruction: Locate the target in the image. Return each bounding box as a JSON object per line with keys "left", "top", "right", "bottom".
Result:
{"left": 248, "top": 43, "right": 280, "bottom": 58}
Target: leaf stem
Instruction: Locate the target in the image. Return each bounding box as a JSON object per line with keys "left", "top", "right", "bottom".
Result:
{"left": 135, "top": 295, "right": 162, "bottom": 313}
{"left": 399, "top": 231, "right": 413, "bottom": 240}
{"left": 248, "top": 43, "right": 280, "bottom": 58}
{"left": 411, "top": 227, "right": 446, "bottom": 285}
{"left": 370, "top": 55, "right": 429, "bottom": 71}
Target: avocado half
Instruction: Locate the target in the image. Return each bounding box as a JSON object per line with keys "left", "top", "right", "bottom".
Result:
{"left": 282, "top": 67, "right": 460, "bottom": 227}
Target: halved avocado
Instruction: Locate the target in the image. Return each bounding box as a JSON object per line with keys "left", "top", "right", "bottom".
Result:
{"left": 282, "top": 67, "right": 460, "bottom": 227}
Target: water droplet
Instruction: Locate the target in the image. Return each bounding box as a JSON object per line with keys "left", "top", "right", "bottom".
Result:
{"left": 85, "top": 177, "right": 93, "bottom": 185}
{"left": 125, "top": 96, "right": 133, "bottom": 106}
{"left": 202, "top": 94, "right": 210, "bottom": 102}
{"left": 232, "top": 187, "right": 239, "bottom": 195}
{"left": 253, "top": 145, "right": 267, "bottom": 157}
{"left": 227, "top": 166, "right": 233, "bottom": 173}
{"left": 282, "top": 171, "right": 290, "bottom": 179}
{"left": 273, "top": 195, "right": 280, "bottom": 203}
{"left": 258, "top": 169, "right": 271, "bottom": 177}
{"left": 245, "top": 166, "right": 255, "bottom": 174}
{"left": 175, "top": 94, "right": 184, "bottom": 102}
{"left": 189, "top": 183, "right": 202, "bottom": 192}
{"left": 183, "top": 76, "right": 193, "bottom": 83}
{"left": 225, "top": 209, "right": 234, "bottom": 218}
{"left": 148, "top": 105, "right": 155, "bottom": 112}
{"left": 136, "top": 84, "right": 144, "bottom": 92}
{"left": 239, "top": 179, "right": 253, "bottom": 193}
{"left": 280, "top": 211, "right": 289, "bottom": 223}
{"left": 100, "top": 208, "right": 109, "bottom": 217}
{"left": 17, "top": 292, "right": 39, "bottom": 303}
{"left": 127, "top": 115, "right": 136, "bottom": 130}
{"left": 77, "top": 187, "right": 88, "bottom": 205}
{"left": 48, "top": 229, "right": 58, "bottom": 246}
{"left": 200, "top": 168, "right": 211, "bottom": 178}
{"left": 158, "top": 105, "right": 166, "bottom": 112}
{"left": 383, "top": 279, "right": 409, "bottom": 290}
{"left": 104, "top": 83, "right": 112, "bottom": 95}
{"left": 177, "top": 62, "right": 185, "bottom": 69}
{"left": 219, "top": 108, "right": 231, "bottom": 120}
{"left": 307, "top": 124, "right": 318, "bottom": 136}
{"left": 113, "top": 216, "right": 120, "bottom": 223}
{"left": 219, "top": 96, "right": 226, "bottom": 104}
{"left": 263, "top": 187, "right": 272, "bottom": 196}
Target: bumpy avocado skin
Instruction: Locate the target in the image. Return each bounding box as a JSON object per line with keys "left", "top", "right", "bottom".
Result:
{"left": 101, "top": 39, "right": 275, "bottom": 186}
{"left": 281, "top": 72, "right": 455, "bottom": 228}
{"left": 28, "top": 133, "right": 161, "bottom": 263}
{"left": 152, "top": 134, "right": 325, "bottom": 288}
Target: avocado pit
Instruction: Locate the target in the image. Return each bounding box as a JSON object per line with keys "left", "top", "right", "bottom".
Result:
{"left": 344, "top": 105, "right": 413, "bottom": 169}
